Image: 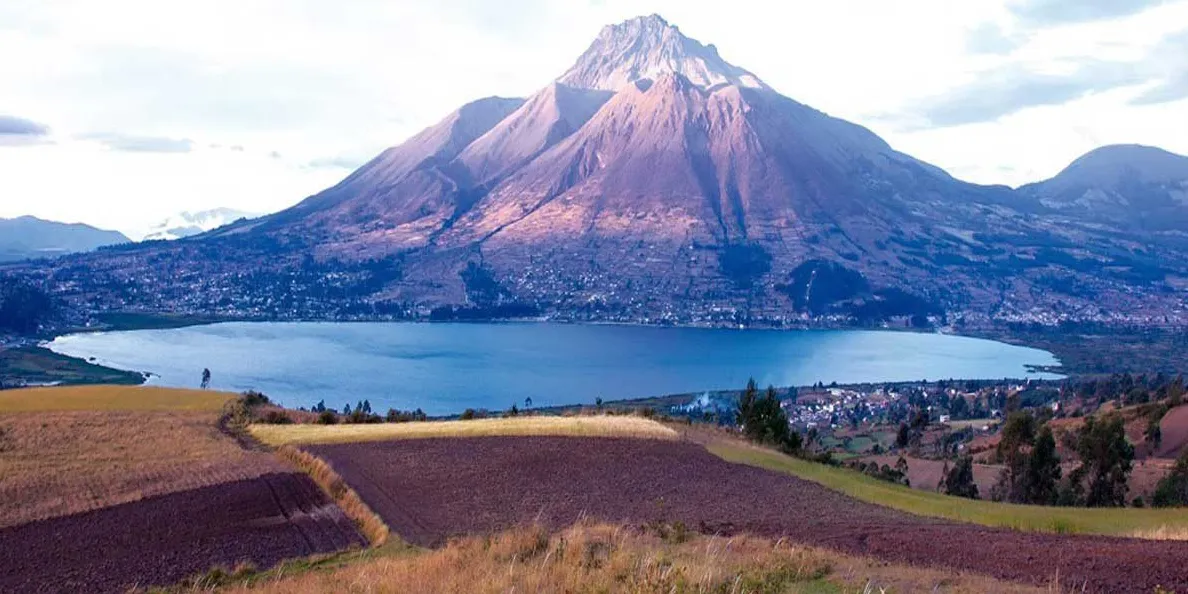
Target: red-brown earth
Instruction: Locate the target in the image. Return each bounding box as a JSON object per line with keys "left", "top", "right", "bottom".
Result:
{"left": 0, "top": 472, "right": 365, "bottom": 594}
{"left": 309, "top": 436, "right": 1188, "bottom": 593}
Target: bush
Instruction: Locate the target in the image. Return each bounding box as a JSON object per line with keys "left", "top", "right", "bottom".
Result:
{"left": 241, "top": 390, "right": 271, "bottom": 407}
{"left": 317, "top": 410, "right": 339, "bottom": 425}
{"left": 261, "top": 410, "right": 292, "bottom": 425}
{"left": 1152, "top": 450, "right": 1188, "bottom": 507}
{"left": 344, "top": 409, "right": 383, "bottom": 424}
{"left": 385, "top": 408, "right": 427, "bottom": 423}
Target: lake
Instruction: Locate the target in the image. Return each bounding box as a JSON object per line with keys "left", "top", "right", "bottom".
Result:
{"left": 47, "top": 322, "right": 1061, "bottom": 415}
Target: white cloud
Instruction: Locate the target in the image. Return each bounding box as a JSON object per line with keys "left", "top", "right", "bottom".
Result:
{"left": 1, "top": 0, "right": 1187, "bottom": 231}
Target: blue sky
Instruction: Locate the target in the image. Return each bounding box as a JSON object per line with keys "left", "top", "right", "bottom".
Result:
{"left": 1, "top": 0, "right": 1186, "bottom": 237}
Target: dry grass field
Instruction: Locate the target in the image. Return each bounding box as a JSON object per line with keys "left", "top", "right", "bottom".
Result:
{"left": 249, "top": 415, "right": 678, "bottom": 446}
{"left": 0, "top": 385, "right": 234, "bottom": 412}
{"left": 0, "top": 386, "right": 285, "bottom": 527}
{"left": 212, "top": 522, "right": 1049, "bottom": 594}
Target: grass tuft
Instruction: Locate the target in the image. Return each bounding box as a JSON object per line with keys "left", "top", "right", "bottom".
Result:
{"left": 204, "top": 521, "right": 1047, "bottom": 594}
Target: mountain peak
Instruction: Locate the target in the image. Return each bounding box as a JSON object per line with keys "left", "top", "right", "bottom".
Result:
{"left": 556, "top": 14, "right": 766, "bottom": 92}
{"left": 1053, "top": 143, "right": 1188, "bottom": 187}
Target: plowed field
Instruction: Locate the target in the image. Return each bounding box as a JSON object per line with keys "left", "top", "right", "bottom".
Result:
{"left": 309, "top": 437, "right": 1188, "bottom": 593}
{"left": 0, "top": 472, "right": 365, "bottom": 594}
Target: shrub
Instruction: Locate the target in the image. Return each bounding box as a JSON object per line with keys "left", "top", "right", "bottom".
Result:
{"left": 385, "top": 408, "right": 428, "bottom": 423}
{"left": 342, "top": 409, "right": 383, "bottom": 424}
{"left": 241, "top": 390, "right": 271, "bottom": 407}
{"left": 460, "top": 408, "right": 478, "bottom": 421}
{"left": 261, "top": 410, "right": 292, "bottom": 425}
{"left": 317, "top": 410, "right": 339, "bottom": 425}
{"left": 1152, "top": 449, "right": 1188, "bottom": 507}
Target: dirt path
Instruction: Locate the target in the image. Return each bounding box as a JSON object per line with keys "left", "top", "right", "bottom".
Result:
{"left": 0, "top": 472, "right": 365, "bottom": 594}
{"left": 309, "top": 437, "right": 1188, "bottom": 593}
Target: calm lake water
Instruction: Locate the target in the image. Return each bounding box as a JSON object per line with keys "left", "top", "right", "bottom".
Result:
{"left": 48, "top": 322, "right": 1061, "bottom": 415}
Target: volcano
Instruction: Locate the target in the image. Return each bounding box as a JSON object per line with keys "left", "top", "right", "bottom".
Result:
{"left": 65, "top": 15, "right": 1188, "bottom": 324}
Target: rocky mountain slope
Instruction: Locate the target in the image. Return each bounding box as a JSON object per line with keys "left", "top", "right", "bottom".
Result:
{"left": 0, "top": 216, "right": 129, "bottom": 262}
{"left": 22, "top": 15, "right": 1188, "bottom": 327}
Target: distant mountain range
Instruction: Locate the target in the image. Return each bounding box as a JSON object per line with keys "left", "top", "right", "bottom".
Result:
{"left": 0, "top": 216, "right": 129, "bottom": 262}
{"left": 18, "top": 15, "right": 1188, "bottom": 327}
{"left": 143, "top": 208, "right": 260, "bottom": 241}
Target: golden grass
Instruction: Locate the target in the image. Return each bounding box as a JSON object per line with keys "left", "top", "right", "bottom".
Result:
{"left": 710, "top": 441, "right": 1188, "bottom": 539}
{"left": 1127, "top": 526, "right": 1188, "bottom": 540}
{"left": 211, "top": 522, "right": 1048, "bottom": 594}
{"left": 0, "top": 385, "right": 235, "bottom": 413}
{"left": 249, "top": 415, "right": 679, "bottom": 446}
{"left": 0, "top": 407, "right": 285, "bottom": 527}
{"left": 276, "top": 445, "right": 391, "bottom": 547}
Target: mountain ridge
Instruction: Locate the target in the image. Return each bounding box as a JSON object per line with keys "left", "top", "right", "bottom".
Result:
{"left": 0, "top": 216, "right": 129, "bottom": 262}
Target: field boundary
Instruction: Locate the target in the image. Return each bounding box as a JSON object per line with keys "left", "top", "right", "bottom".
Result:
{"left": 276, "top": 445, "right": 391, "bottom": 547}
{"left": 250, "top": 415, "right": 679, "bottom": 446}
{"left": 708, "top": 440, "right": 1188, "bottom": 539}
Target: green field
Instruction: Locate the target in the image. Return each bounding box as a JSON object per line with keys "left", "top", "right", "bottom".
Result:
{"left": 0, "top": 346, "right": 144, "bottom": 386}
{"left": 709, "top": 441, "right": 1188, "bottom": 538}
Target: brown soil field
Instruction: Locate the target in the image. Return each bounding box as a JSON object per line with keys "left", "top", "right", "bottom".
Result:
{"left": 1155, "top": 404, "right": 1188, "bottom": 459}
{"left": 860, "top": 454, "right": 1002, "bottom": 495}
{"left": 0, "top": 409, "right": 288, "bottom": 527}
{"left": 0, "top": 472, "right": 365, "bottom": 594}
{"left": 309, "top": 437, "right": 1188, "bottom": 593}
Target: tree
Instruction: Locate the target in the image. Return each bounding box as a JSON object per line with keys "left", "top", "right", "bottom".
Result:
{"left": 1070, "top": 414, "right": 1134, "bottom": 507}
{"left": 735, "top": 380, "right": 801, "bottom": 453}
{"left": 362, "top": 399, "right": 373, "bottom": 414}
{"left": 895, "top": 455, "right": 910, "bottom": 487}
{"left": 737, "top": 379, "right": 758, "bottom": 431}
{"left": 943, "top": 456, "right": 979, "bottom": 499}
{"left": 200, "top": 368, "right": 211, "bottom": 390}
{"left": 991, "top": 411, "right": 1036, "bottom": 503}
{"left": 1146, "top": 416, "right": 1163, "bottom": 451}
{"left": 1024, "top": 425, "right": 1061, "bottom": 505}
{"left": 1152, "top": 449, "right": 1188, "bottom": 507}
{"left": 895, "top": 423, "right": 910, "bottom": 449}
{"left": 1169, "top": 376, "right": 1184, "bottom": 407}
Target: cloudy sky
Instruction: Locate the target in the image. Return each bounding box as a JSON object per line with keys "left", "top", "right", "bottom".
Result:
{"left": 2, "top": 0, "right": 1187, "bottom": 238}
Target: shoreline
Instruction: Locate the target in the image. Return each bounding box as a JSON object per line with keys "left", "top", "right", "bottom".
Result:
{"left": 39, "top": 320, "right": 1066, "bottom": 413}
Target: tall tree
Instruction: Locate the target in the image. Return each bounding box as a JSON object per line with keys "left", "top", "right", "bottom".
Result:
{"left": 1071, "top": 414, "right": 1134, "bottom": 507}
{"left": 943, "top": 456, "right": 980, "bottom": 499}
{"left": 737, "top": 378, "right": 758, "bottom": 431}
{"left": 736, "top": 380, "right": 800, "bottom": 453}
{"left": 1024, "top": 425, "right": 1062, "bottom": 505}
{"left": 991, "top": 411, "right": 1036, "bottom": 503}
